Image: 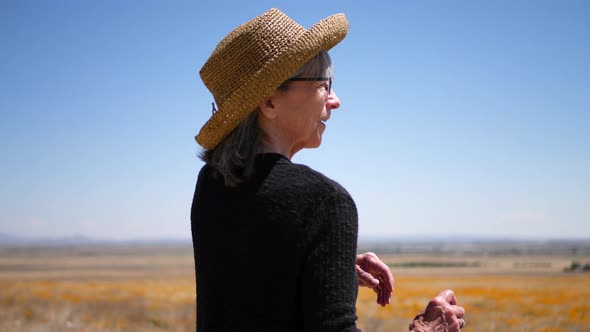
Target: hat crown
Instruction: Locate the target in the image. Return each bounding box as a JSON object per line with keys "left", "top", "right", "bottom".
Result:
{"left": 200, "top": 9, "right": 305, "bottom": 106}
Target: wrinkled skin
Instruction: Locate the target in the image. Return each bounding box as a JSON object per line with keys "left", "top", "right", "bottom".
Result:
{"left": 355, "top": 252, "right": 394, "bottom": 306}
{"left": 409, "top": 289, "right": 466, "bottom": 332}
{"left": 355, "top": 253, "right": 465, "bottom": 331}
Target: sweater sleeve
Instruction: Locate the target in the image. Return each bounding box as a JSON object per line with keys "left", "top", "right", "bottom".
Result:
{"left": 301, "top": 188, "right": 361, "bottom": 332}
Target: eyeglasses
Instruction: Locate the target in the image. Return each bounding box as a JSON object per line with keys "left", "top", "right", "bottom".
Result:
{"left": 287, "top": 76, "right": 332, "bottom": 95}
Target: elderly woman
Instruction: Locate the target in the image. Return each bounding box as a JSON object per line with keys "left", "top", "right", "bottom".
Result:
{"left": 191, "top": 8, "right": 465, "bottom": 332}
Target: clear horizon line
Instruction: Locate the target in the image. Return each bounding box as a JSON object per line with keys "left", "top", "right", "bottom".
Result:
{"left": 1, "top": 232, "right": 590, "bottom": 243}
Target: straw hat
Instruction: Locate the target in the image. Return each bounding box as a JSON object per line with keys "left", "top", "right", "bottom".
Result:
{"left": 195, "top": 8, "right": 349, "bottom": 149}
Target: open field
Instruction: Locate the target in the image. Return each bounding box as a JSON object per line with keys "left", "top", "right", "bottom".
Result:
{"left": 1, "top": 244, "right": 589, "bottom": 332}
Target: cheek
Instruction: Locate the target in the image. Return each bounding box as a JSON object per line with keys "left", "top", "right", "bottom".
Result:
{"left": 307, "top": 111, "right": 322, "bottom": 131}
{"left": 287, "top": 99, "right": 325, "bottom": 137}
{"left": 298, "top": 106, "right": 320, "bottom": 127}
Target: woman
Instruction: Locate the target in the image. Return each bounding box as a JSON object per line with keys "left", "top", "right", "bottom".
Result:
{"left": 191, "top": 8, "right": 465, "bottom": 332}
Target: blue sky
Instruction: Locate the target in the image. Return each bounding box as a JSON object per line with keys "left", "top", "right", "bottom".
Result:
{"left": 1, "top": 0, "right": 588, "bottom": 240}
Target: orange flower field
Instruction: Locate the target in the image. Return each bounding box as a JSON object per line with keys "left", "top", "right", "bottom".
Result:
{"left": 1, "top": 275, "right": 589, "bottom": 332}
{"left": 356, "top": 274, "right": 590, "bottom": 332}
{"left": 1, "top": 245, "right": 589, "bottom": 331}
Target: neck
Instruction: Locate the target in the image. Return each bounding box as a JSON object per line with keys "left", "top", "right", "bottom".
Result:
{"left": 258, "top": 122, "right": 302, "bottom": 160}
{"left": 260, "top": 133, "right": 302, "bottom": 160}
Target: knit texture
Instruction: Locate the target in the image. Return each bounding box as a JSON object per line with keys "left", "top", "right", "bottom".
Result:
{"left": 191, "top": 153, "right": 360, "bottom": 332}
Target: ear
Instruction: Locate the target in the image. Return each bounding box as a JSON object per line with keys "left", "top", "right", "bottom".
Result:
{"left": 258, "top": 91, "right": 281, "bottom": 120}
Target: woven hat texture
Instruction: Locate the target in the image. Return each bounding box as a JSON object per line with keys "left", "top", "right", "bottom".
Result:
{"left": 195, "top": 8, "right": 349, "bottom": 149}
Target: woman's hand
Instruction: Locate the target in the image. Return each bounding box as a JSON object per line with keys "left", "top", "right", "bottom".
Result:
{"left": 355, "top": 252, "right": 394, "bottom": 306}
{"left": 409, "top": 289, "right": 466, "bottom": 332}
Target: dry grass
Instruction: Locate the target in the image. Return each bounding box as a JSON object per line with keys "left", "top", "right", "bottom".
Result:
{"left": 356, "top": 274, "right": 590, "bottom": 332}
{"left": 0, "top": 278, "right": 195, "bottom": 332}
{"left": 1, "top": 245, "right": 589, "bottom": 331}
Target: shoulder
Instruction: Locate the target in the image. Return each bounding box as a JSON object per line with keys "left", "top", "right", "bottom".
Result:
{"left": 298, "top": 163, "right": 351, "bottom": 200}
{"left": 285, "top": 163, "right": 359, "bottom": 239}
{"left": 271, "top": 159, "right": 352, "bottom": 199}
{"left": 258, "top": 156, "right": 358, "bottom": 236}
{"left": 195, "top": 163, "right": 216, "bottom": 188}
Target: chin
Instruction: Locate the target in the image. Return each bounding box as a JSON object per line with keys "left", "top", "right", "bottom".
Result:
{"left": 304, "top": 127, "right": 324, "bottom": 149}
{"left": 308, "top": 136, "right": 322, "bottom": 149}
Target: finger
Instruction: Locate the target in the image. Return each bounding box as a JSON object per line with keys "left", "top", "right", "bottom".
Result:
{"left": 375, "top": 260, "right": 394, "bottom": 293}
{"left": 360, "top": 254, "right": 394, "bottom": 299}
{"left": 448, "top": 317, "right": 464, "bottom": 332}
{"left": 374, "top": 277, "right": 382, "bottom": 305}
{"left": 385, "top": 286, "right": 391, "bottom": 304}
{"left": 376, "top": 280, "right": 387, "bottom": 305}
{"left": 437, "top": 289, "right": 457, "bottom": 305}
{"left": 377, "top": 285, "right": 384, "bottom": 305}
{"left": 358, "top": 277, "right": 368, "bottom": 287}
{"left": 387, "top": 273, "right": 394, "bottom": 294}
{"left": 382, "top": 285, "right": 390, "bottom": 306}
{"left": 447, "top": 320, "right": 461, "bottom": 332}
{"left": 441, "top": 305, "right": 465, "bottom": 331}
{"left": 452, "top": 305, "right": 465, "bottom": 318}
{"left": 379, "top": 276, "right": 392, "bottom": 303}
{"left": 357, "top": 268, "right": 380, "bottom": 288}
{"left": 369, "top": 256, "right": 394, "bottom": 293}
{"left": 381, "top": 265, "right": 394, "bottom": 293}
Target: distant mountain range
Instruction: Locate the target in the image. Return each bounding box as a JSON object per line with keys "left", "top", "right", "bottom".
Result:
{"left": 1, "top": 232, "right": 588, "bottom": 248}
{"left": 1, "top": 232, "right": 589, "bottom": 255}
{"left": 358, "top": 234, "right": 590, "bottom": 244}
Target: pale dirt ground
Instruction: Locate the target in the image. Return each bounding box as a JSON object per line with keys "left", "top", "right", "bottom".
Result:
{"left": 378, "top": 253, "right": 583, "bottom": 276}
{"left": 2, "top": 245, "right": 585, "bottom": 279}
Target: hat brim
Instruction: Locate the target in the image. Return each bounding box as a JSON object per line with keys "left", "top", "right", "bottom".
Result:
{"left": 196, "top": 13, "right": 349, "bottom": 150}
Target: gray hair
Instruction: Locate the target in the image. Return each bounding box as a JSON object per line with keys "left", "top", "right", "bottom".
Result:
{"left": 279, "top": 50, "right": 333, "bottom": 90}
{"left": 199, "top": 110, "right": 261, "bottom": 186}
{"left": 200, "top": 50, "right": 333, "bottom": 187}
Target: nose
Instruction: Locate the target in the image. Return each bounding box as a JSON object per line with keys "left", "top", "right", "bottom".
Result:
{"left": 327, "top": 90, "right": 341, "bottom": 110}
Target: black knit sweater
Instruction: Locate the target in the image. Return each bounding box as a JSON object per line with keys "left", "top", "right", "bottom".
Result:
{"left": 190, "top": 153, "right": 360, "bottom": 332}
